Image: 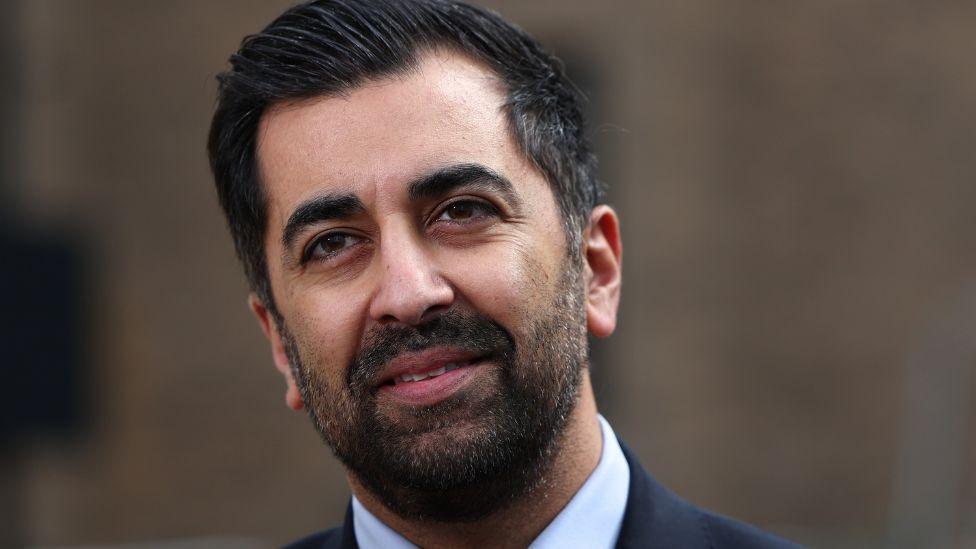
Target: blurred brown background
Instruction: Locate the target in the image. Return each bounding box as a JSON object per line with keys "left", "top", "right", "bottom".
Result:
{"left": 3, "top": 1, "right": 975, "bottom": 547}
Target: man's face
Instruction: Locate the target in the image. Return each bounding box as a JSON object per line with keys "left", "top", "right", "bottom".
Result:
{"left": 254, "top": 50, "right": 590, "bottom": 519}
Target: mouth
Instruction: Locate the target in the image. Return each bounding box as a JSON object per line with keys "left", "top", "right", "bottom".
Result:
{"left": 384, "top": 357, "right": 483, "bottom": 386}
{"left": 375, "top": 350, "right": 491, "bottom": 406}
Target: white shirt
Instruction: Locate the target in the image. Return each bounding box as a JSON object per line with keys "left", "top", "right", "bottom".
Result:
{"left": 352, "top": 415, "right": 630, "bottom": 549}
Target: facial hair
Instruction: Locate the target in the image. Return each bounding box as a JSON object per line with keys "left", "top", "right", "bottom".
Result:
{"left": 280, "top": 264, "right": 588, "bottom": 522}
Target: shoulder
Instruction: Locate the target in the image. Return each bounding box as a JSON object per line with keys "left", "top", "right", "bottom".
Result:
{"left": 617, "top": 438, "right": 802, "bottom": 549}
{"left": 699, "top": 509, "right": 803, "bottom": 549}
{"left": 282, "top": 526, "right": 347, "bottom": 549}
{"left": 283, "top": 501, "right": 357, "bottom": 549}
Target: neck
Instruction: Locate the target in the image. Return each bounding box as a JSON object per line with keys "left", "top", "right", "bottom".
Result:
{"left": 349, "top": 372, "right": 602, "bottom": 549}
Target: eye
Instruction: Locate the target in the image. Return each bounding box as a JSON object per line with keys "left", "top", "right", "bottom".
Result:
{"left": 434, "top": 199, "right": 498, "bottom": 223}
{"left": 304, "top": 231, "right": 364, "bottom": 263}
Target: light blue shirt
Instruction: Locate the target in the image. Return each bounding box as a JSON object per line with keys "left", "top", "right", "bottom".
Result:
{"left": 352, "top": 415, "right": 630, "bottom": 549}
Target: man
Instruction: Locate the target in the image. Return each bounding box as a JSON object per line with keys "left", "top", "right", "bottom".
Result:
{"left": 208, "top": 1, "right": 800, "bottom": 547}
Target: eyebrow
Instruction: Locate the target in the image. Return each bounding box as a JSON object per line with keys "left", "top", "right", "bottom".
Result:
{"left": 408, "top": 163, "right": 520, "bottom": 207}
{"left": 281, "top": 193, "right": 365, "bottom": 252}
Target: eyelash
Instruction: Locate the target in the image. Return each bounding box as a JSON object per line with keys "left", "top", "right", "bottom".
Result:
{"left": 303, "top": 231, "right": 365, "bottom": 264}
{"left": 431, "top": 198, "right": 500, "bottom": 224}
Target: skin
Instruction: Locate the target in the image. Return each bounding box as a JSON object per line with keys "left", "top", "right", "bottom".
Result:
{"left": 249, "top": 49, "right": 623, "bottom": 548}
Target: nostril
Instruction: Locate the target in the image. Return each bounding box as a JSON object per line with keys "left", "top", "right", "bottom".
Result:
{"left": 377, "top": 313, "right": 405, "bottom": 325}
{"left": 418, "top": 303, "right": 451, "bottom": 323}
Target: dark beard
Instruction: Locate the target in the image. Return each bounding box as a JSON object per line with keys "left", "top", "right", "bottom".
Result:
{"left": 281, "top": 267, "right": 588, "bottom": 522}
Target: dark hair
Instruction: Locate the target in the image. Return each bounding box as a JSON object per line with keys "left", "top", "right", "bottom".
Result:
{"left": 208, "top": 0, "right": 601, "bottom": 310}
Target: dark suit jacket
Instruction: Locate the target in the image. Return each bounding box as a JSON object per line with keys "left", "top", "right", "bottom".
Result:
{"left": 284, "top": 440, "right": 802, "bottom": 548}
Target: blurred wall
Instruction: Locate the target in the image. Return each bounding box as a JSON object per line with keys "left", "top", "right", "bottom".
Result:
{"left": 7, "top": 1, "right": 976, "bottom": 547}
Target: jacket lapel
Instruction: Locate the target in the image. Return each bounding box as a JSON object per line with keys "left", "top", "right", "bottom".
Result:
{"left": 616, "top": 439, "right": 710, "bottom": 549}
{"left": 338, "top": 502, "right": 358, "bottom": 549}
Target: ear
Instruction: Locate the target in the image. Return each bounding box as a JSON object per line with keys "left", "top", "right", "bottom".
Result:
{"left": 583, "top": 205, "right": 622, "bottom": 338}
{"left": 249, "top": 293, "right": 305, "bottom": 410}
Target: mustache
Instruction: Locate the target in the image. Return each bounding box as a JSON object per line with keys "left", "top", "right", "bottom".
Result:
{"left": 348, "top": 309, "right": 515, "bottom": 390}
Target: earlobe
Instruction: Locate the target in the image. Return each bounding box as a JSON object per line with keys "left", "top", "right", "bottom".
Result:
{"left": 583, "top": 206, "right": 622, "bottom": 338}
{"left": 248, "top": 294, "right": 305, "bottom": 411}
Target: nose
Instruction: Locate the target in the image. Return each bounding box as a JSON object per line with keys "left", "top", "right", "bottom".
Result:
{"left": 368, "top": 228, "right": 454, "bottom": 326}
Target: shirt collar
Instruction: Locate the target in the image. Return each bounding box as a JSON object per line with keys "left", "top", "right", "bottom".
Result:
{"left": 352, "top": 496, "right": 414, "bottom": 549}
{"left": 529, "top": 415, "right": 630, "bottom": 548}
{"left": 352, "top": 415, "right": 630, "bottom": 549}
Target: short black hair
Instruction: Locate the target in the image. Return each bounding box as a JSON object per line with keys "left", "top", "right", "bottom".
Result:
{"left": 208, "top": 0, "right": 602, "bottom": 310}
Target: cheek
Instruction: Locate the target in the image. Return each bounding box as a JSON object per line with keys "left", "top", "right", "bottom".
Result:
{"left": 441, "top": 242, "right": 554, "bottom": 322}
{"left": 282, "top": 284, "right": 369, "bottom": 374}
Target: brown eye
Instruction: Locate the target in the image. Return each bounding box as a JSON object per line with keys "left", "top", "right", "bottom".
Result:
{"left": 435, "top": 199, "right": 497, "bottom": 223}
{"left": 446, "top": 202, "right": 475, "bottom": 220}
{"left": 306, "top": 232, "right": 362, "bottom": 262}
{"left": 320, "top": 233, "right": 349, "bottom": 252}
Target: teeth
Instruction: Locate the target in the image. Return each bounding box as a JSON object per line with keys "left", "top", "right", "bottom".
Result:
{"left": 395, "top": 362, "right": 463, "bottom": 384}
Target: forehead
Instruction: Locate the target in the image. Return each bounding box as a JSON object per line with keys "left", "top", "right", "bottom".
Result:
{"left": 255, "top": 50, "right": 532, "bottom": 217}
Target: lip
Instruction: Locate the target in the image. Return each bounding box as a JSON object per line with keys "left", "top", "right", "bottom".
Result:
{"left": 375, "top": 348, "right": 483, "bottom": 387}
{"left": 374, "top": 347, "right": 488, "bottom": 406}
